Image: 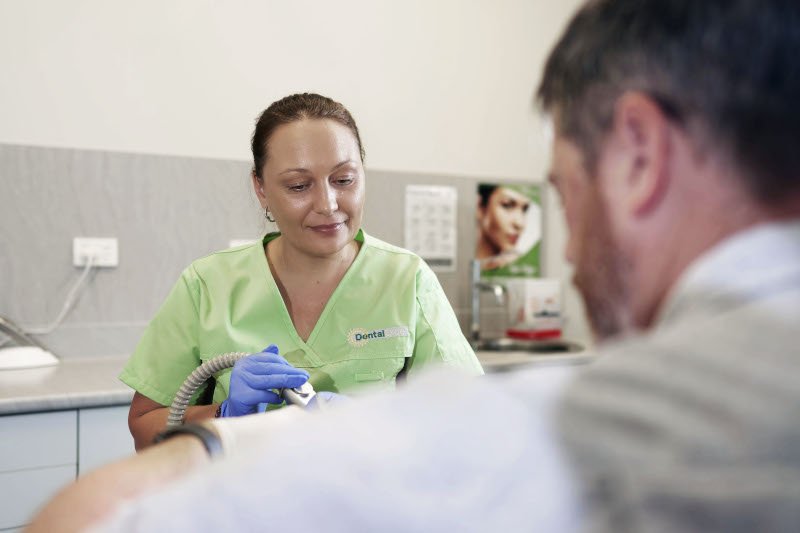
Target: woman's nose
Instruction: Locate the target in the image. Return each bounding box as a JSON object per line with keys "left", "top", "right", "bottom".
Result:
{"left": 314, "top": 184, "right": 338, "bottom": 215}
{"left": 512, "top": 211, "right": 525, "bottom": 230}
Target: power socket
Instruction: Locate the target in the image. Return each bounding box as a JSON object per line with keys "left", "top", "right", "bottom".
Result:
{"left": 73, "top": 237, "right": 119, "bottom": 267}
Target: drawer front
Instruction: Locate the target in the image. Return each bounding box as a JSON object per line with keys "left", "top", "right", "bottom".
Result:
{"left": 0, "top": 411, "right": 77, "bottom": 471}
{"left": 0, "top": 465, "right": 76, "bottom": 529}
{"left": 78, "top": 405, "right": 134, "bottom": 476}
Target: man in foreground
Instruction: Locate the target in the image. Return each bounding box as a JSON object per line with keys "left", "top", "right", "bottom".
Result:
{"left": 29, "top": 0, "right": 800, "bottom": 531}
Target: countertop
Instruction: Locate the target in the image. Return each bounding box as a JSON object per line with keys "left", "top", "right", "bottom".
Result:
{"left": 0, "top": 356, "right": 133, "bottom": 415}
{"left": 0, "top": 348, "right": 594, "bottom": 416}
{"left": 477, "top": 350, "right": 595, "bottom": 373}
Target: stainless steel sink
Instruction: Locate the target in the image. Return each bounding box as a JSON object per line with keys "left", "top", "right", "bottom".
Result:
{"left": 473, "top": 337, "right": 591, "bottom": 373}
{"left": 473, "top": 337, "right": 584, "bottom": 353}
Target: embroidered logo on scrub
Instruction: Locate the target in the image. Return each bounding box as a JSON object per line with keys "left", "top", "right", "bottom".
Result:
{"left": 347, "top": 326, "right": 409, "bottom": 347}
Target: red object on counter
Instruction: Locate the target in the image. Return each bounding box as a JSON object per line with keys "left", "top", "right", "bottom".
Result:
{"left": 506, "top": 328, "right": 562, "bottom": 340}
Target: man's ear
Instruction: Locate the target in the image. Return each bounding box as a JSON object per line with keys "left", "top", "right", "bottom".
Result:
{"left": 611, "top": 92, "right": 672, "bottom": 217}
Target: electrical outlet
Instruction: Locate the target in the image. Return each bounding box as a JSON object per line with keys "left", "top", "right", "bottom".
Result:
{"left": 73, "top": 237, "right": 119, "bottom": 267}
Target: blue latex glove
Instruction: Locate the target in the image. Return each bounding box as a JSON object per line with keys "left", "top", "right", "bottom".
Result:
{"left": 219, "top": 344, "right": 309, "bottom": 417}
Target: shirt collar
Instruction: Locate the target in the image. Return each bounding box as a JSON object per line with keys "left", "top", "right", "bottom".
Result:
{"left": 655, "top": 219, "right": 800, "bottom": 327}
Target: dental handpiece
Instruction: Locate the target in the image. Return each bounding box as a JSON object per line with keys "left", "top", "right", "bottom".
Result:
{"left": 280, "top": 381, "right": 317, "bottom": 408}
{"left": 168, "top": 353, "right": 323, "bottom": 427}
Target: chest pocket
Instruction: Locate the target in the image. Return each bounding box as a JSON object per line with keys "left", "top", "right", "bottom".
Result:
{"left": 299, "top": 333, "right": 412, "bottom": 392}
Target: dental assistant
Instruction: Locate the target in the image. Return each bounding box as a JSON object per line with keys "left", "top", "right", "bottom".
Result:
{"left": 121, "top": 93, "right": 483, "bottom": 449}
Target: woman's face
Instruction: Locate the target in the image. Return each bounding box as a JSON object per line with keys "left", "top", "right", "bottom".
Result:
{"left": 256, "top": 118, "right": 365, "bottom": 258}
{"left": 479, "top": 187, "right": 530, "bottom": 254}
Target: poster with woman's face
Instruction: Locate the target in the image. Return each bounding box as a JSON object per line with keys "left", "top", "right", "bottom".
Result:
{"left": 476, "top": 183, "right": 542, "bottom": 278}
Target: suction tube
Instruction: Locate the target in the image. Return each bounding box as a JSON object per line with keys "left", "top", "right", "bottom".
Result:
{"left": 166, "top": 352, "right": 249, "bottom": 427}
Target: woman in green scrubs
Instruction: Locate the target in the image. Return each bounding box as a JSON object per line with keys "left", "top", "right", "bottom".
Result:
{"left": 121, "top": 93, "right": 483, "bottom": 449}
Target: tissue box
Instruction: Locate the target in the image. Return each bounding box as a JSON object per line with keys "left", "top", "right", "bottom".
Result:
{"left": 504, "top": 278, "right": 563, "bottom": 339}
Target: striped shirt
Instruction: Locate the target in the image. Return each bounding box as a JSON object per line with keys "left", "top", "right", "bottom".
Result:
{"left": 559, "top": 220, "right": 800, "bottom": 532}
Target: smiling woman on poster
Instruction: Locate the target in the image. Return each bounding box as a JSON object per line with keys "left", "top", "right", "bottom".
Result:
{"left": 475, "top": 183, "right": 542, "bottom": 276}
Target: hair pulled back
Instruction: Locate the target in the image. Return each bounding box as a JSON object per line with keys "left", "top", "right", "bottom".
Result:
{"left": 251, "top": 93, "right": 365, "bottom": 180}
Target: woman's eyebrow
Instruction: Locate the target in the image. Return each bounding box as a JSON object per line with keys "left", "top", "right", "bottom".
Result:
{"left": 279, "top": 167, "right": 311, "bottom": 176}
{"left": 330, "top": 159, "right": 357, "bottom": 171}
{"left": 279, "top": 159, "right": 356, "bottom": 176}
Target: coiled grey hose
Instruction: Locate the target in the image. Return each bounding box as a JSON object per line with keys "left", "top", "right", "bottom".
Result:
{"left": 166, "top": 352, "right": 249, "bottom": 427}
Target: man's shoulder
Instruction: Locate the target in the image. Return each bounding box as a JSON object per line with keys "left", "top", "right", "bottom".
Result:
{"left": 562, "top": 303, "right": 800, "bottom": 466}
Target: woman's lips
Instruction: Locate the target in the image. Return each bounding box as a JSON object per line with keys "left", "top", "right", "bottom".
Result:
{"left": 508, "top": 234, "right": 520, "bottom": 245}
{"left": 310, "top": 222, "right": 345, "bottom": 234}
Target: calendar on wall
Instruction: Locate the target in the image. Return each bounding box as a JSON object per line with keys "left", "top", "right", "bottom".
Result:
{"left": 404, "top": 185, "right": 457, "bottom": 272}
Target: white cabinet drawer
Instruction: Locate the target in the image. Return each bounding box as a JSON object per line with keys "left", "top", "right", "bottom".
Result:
{"left": 0, "top": 411, "right": 76, "bottom": 471}
{"left": 0, "top": 465, "right": 76, "bottom": 529}
{"left": 78, "top": 405, "right": 134, "bottom": 476}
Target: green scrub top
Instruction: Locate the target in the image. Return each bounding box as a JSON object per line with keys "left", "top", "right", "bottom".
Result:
{"left": 120, "top": 230, "right": 483, "bottom": 407}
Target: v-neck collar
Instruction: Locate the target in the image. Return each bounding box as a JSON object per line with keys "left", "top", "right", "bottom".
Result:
{"left": 255, "top": 230, "right": 368, "bottom": 360}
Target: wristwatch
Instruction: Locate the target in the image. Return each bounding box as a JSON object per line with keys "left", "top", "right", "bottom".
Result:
{"left": 153, "top": 423, "right": 223, "bottom": 459}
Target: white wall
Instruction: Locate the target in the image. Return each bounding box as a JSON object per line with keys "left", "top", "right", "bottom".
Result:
{"left": 0, "top": 0, "right": 591, "bottom": 343}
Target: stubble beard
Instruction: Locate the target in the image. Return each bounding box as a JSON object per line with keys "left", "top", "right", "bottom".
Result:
{"left": 572, "top": 193, "right": 633, "bottom": 343}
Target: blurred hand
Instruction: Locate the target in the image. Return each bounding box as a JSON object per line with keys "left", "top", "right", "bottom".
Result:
{"left": 307, "top": 390, "right": 350, "bottom": 410}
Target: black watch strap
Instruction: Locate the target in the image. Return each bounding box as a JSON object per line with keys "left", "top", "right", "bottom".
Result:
{"left": 153, "top": 423, "right": 223, "bottom": 459}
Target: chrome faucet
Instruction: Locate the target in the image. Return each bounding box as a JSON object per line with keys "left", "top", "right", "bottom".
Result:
{"left": 470, "top": 259, "right": 506, "bottom": 345}
{"left": 0, "top": 315, "right": 50, "bottom": 351}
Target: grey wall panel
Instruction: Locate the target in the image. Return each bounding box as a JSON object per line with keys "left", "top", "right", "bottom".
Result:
{"left": 0, "top": 143, "right": 515, "bottom": 358}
